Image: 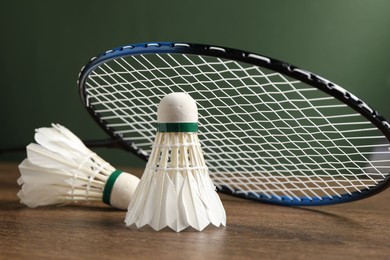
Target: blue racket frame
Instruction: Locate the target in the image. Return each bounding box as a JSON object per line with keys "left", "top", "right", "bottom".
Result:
{"left": 78, "top": 42, "right": 390, "bottom": 206}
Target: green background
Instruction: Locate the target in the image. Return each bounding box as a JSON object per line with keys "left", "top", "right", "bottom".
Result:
{"left": 1, "top": 0, "right": 390, "bottom": 167}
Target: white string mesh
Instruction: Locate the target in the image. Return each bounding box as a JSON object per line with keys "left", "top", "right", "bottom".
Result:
{"left": 84, "top": 53, "right": 390, "bottom": 202}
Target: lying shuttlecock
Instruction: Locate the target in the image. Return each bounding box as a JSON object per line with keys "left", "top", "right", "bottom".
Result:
{"left": 125, "top": 93, "right": 226, "bottom": 232}
{"left": 17, "top": 124, "right": 140, "bottom": 210}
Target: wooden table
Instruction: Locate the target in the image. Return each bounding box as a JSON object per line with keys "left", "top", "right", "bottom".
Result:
{"left": 1, "top": 162, "right": 389, "bottom": 259}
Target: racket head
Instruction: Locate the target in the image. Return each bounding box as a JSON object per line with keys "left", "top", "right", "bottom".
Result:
{"left": 78, "top": 42, "right": 390, "bottom": 206}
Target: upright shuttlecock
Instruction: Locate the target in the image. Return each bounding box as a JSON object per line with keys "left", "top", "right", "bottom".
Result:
{"left": 125, "top": 93, "right": 226, "bottom": 232}
{"left": 17, "top": 123, "right": 140, "bottom": 210}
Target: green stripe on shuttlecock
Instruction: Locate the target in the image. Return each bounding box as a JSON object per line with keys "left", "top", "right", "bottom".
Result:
{"left": 156, "top": 122, "right": 198, "bottom": 132}
{"left": 102, "top": 170, "right": 123, "bottom": 205}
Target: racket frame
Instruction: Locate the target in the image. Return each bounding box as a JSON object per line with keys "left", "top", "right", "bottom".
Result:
{"left": 78, "top": 42, "right": 390, "bottom": 206}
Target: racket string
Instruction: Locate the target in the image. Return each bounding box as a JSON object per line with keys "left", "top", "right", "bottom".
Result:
{"left": 84, "top": 52, "right": 390, "bottom": 202}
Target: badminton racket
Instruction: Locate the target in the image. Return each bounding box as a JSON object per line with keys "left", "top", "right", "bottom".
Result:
{"left": 83, "top": 42, "right": 389, "bottom": 206}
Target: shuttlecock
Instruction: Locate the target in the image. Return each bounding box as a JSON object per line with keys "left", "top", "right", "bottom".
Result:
{"left": 125, "top": 93, "right": 226, "bottom": 232}
{"left": 17, "top": 123, "right": 140, "bottom": 210}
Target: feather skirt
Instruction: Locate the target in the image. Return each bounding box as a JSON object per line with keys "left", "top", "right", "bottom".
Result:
{"left": 125, "top": 132, "right": 226, "bottom": 232}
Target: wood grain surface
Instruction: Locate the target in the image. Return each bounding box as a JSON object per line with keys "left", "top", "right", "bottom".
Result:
{"left": 0, "top": 162, "right": 389, "bottom": 259}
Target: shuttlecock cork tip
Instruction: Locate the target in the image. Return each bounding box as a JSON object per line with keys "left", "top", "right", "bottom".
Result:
{"left": 157, "top": 93, "right": 198, "bottom": 132}
{"left": 158, "top": 93, "right": 198, "bottom": 122}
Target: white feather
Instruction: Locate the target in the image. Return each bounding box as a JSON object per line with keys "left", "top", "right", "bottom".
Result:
{"left": 134, "top": 173, "right": 157, "bottom": 228}
{"left": 196, "top": 172, "right": 226, "bottom": 227}
{"left": 26, "top": 143, "right": 76, "bottom": 170}
{"left": 169, "top": 171, "right": 188, "bottom": 232}
{"left": 150, "top": 171, "right": 176, "bottom": 231}
{"left": 125, "top": 164, "right": 155, "bottom": 226}
{"left": 18, "top": 158, "right": 74, "bottom": 185}
{"left": 180, "top": 171, "right": 210, "bottom": 231}
{"left": 35, "top": 123, "right": 89, "bottom": 158}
